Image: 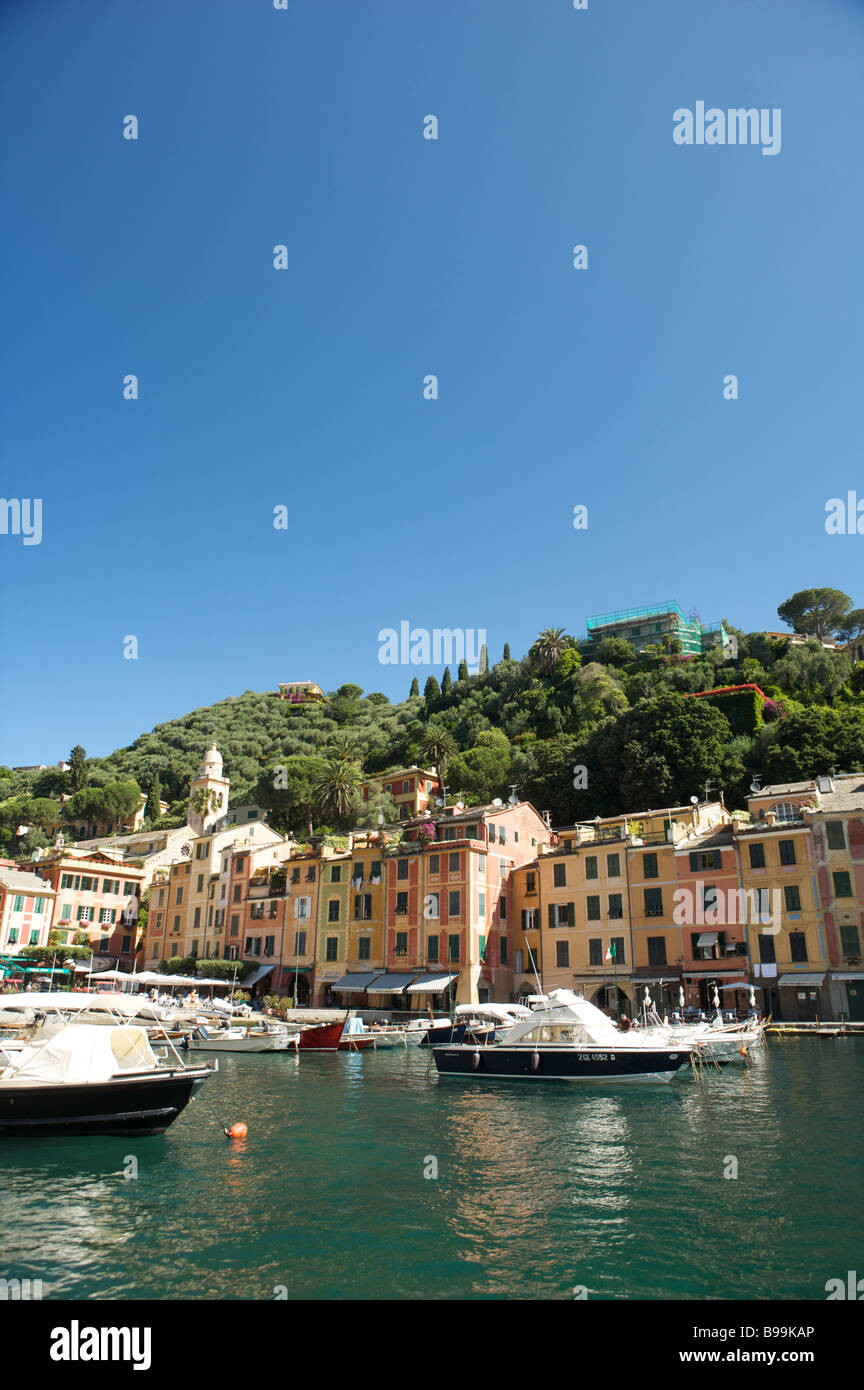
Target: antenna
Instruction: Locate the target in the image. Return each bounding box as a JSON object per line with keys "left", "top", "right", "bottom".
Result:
{"left": 508, "top": 783, "right": 519, "bottom": 806}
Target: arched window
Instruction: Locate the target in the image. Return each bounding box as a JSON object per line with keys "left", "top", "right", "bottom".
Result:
{"left": 771, "top": 802, "right": 801, "bottom": 823}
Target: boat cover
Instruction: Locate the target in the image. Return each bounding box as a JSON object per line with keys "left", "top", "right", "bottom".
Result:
{"left": 7, "top": 1025, "right": 159, "bottom": 1084}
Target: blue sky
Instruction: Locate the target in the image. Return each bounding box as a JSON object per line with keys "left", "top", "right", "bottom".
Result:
{"left": 1, "top": 0, "right": 862, "bottom": 765}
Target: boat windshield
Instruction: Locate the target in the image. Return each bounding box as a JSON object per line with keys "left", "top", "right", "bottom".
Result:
{"left": 518, "top": 1024, "right": 588, "bottom": 1044}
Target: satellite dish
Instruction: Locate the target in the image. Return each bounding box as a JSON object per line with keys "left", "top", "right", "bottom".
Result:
{"left": 456, "top": 801, "right": 464, "bottom": 810}
{"left": 435, "top": 798, "right": 445, "bottom": 807}
{"left": 492, "top": 798, "right": 503, "bottom": 807}
{"left": 508, "top": 793, "right": 518, "bottom": 805}
{"left": 749, "top": 778, "right": 761, "bottom": 793}
{"left": 690, "top": 796, "right": 698, "bottom": 805}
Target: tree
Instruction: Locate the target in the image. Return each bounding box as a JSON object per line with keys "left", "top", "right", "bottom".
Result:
{"left": 419, "top": 724, "right": 458, "bottom": 796}
{"left": 446, "top": 730, "right": 512, "bottom": 804}
{"left": 145, "top": 774, "right": 162, "bottom": 822}
{"left": 594, "top": 635, "right": 637, "bottom": 668}
{"left": 409, "top": 677, "right": 419, "bottom": 697}
{"left": 835, "top": 609, "right": 864, "bottom": 643}
{"left": 530, "top": 627, "right": 573, "bottom": 674}
{"left": 69, "top": 745, "right": 87, "bottom": 792}
{"left": 441, "top": 667, "right": 453, "bottom": 695}
{"left": 457, "top": 660, "right": 469, "bottom": 683}
{"left": 31, "top": 768, "right": 70, "bottom": 798}
{"left": 255, "top": 756, "right": 328, "bottom": 837}
{"left": 27, "top": 797, "right": 61, "bottom": 829}
{"left": 312, "top": 757, "right": 363, "bottom": 824}
{"left": 190, "top": 786, "right": 218, "bottom": 824}
{"left": 777, "top": 588, "right": 852, "bottom": 641}
{"left": 424, "top": 675, "right": 441, "bottom": 704}
{"left": 353, "top": 786, "right": 400, "bottom": 829}
{"left": 503, "top": 643, "right": 511, "bottom": 661}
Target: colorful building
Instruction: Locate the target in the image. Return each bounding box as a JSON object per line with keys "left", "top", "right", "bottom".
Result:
{"left": 28, "top": 848, "right": 144, "bottom": 965}
{"left": 359, "top": 766, "right": 441, "bottom": 821}
{"left": 0, "top": 867, "right": 55, "bottom": 956}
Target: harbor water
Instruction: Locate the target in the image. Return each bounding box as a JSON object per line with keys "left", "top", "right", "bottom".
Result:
{"left": 1, "top": 1038, "right": 861, "bottom": 1301}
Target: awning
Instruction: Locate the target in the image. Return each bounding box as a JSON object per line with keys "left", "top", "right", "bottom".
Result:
{"left": 778, "top": 973, "right": 826, "bottom": 987}
{"left": 239, "top": 965, "right": 275, "bottom": 987}
{"left": 684, "top": 970, "right": 748, "bottom": 979}
{"left": 331, "top": 972, "right": 383, "bottom": 992}
{"left": 696, "top": 932, "right": 718, "bottom": 947}
{"left": 407, "top": 973, "right": 458, "bottom": 993}
{"left": 832, "top": 972, "right": 864, "bottom": 981}
{"left": 719, "top": 982, "right": 756, "bottom": 991}
{"left": 367, "top": 973, "right": 417, "bottom": 993}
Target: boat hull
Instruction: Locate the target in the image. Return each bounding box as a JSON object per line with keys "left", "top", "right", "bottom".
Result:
{"left": 297, "top": 1021, "right": 374, "bottom": 1051}
{"left": 186, "top": 1034, "right": 295, "bottom": 1053}
{"left": 432, "top": 1044, "right": 688, "bottom": 1084}
{"left": 419, "top": 1023, "right": 497, "bottom": 1047}
{"left": 0, "top": 1068, "right": 212, "bottom": 1137}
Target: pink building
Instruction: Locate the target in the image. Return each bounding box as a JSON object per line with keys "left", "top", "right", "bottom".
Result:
{"left": 0, "top": 867, "right": 56, "bottom": 956}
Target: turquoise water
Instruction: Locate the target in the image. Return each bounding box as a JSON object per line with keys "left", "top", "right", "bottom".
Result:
{"left": 0, "top": 1039, "right": 861, "bottom": 1300}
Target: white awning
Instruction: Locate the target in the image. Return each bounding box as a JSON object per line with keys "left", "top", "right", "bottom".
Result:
{"left": 696, "top": 932, "right": 718, "bottom": 947}
{"left": 406, "top": 973, "right": 457, "bottom": 993}
{"left": 778, "top": 973, "right": 826, "bottom": 987}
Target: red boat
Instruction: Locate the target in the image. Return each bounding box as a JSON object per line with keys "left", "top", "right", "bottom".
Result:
{"left": 297, "top": 1015, "right": 375, "bottom": 1052}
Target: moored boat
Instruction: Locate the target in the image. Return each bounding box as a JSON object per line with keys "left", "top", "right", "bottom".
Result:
{"left": 0, "top": 1023, "right": 214, "bottom": 1136}
{"left": 297, "top": 1014, "right": 375, "bottom": 1051}
{"left": 183, "top": 1023, "right": 298, "bottom": 1053}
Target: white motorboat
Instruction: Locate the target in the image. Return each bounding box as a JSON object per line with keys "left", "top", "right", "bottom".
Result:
{"left": 404, "top": 1016, "right": 451, "bottom": 1046}
{"left": 183, "top": 1022, "right": 298, "bottom": 1053}
{"left": 0, "top": 990, "right": 179, "bottom": 1030}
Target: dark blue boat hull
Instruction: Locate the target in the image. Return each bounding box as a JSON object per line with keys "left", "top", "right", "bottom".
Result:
{"left": 432, "top": 1044, "right": 687, "bottom": 1083}
{"left": 419, "top": 1023, "right": 496, "bottom": 1047}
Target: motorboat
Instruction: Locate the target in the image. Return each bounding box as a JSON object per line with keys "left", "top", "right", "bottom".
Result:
{"left": 0, "top": 1023, "right": 214, "bottom": 1136}
{"left": 405, "top": 1016, "right": 452, "bottom": 1046}
{"left": 432, "top": 989, "right": 691, "bottom": 1084}
{"left": 0, "top": 990, "right": 179, "bottom": 1031}
{"left": 637, "top": 1012, "right": 764, "bottom": 1064}
{"left": 419, "top": 1002, "right": 529, "bottom": 1047}
{"left": 183, "top": 1022, "right": 298, "bottom": 1053}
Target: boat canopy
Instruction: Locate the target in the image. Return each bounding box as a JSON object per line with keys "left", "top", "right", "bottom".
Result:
{"left": 5, "top": 1026, "right": 159, "bottom": 1085}
{"left": 454, "top": 1002, "right": 531, "bottom": 1021}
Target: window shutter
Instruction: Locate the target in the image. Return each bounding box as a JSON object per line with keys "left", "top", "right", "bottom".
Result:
{"left": 548, "top": 904, "right": 555, "bottom": 929}
{"left": 689, "top": 852, "right": 698, "bottom": 871}
{"left": 567, "top": 902, "right": 575, "bottom": 927}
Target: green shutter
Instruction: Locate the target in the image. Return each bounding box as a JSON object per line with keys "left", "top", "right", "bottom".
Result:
{"left": 567, "top": 902, "right": 575, "bottom": 927}
{"left": 548, "top": 904, "right": 555, "bottom": 929}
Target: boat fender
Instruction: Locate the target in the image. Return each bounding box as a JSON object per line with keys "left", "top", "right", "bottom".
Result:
{"left": 531, "top": 1051, "right": 540, "bottom": 1072}
{"left": 740, "top": 1044, "right": 748, "bottom": 1057}
{"left": 472, "top": 1050, "right": 481, "bottom": 1071}
{"left": 223, "top": 1121, "right": 248, "bottom": 1139}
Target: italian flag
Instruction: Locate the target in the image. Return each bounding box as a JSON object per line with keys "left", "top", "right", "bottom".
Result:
{"left": 604, "top": 944, "right": 616, "bottom": 962}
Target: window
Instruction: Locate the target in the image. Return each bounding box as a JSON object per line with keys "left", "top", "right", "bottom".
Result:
{"left": 839, "top": 924, "right": 861, "bottom": 956}
{"left": 402, "top": 780, "right": 410, "bottom": 794}
{"left": 397, "top": 858, "right": 409, "bottom": 881}
{"left": 330, "top": 865, "right": 342, "bottom": 883}
{"left": 175, "top": 886, "right": 184, "bottom": 905}
{"left": 291, "top": 867, "right": 301, "bottom": 884}
{"left": 448, "top": 934, "right": 460, "bottom": 962}
{"left": 232, "top": 884, "right": 242, "bottom": 902}
{"left": 122, "top": 882, "right": 137, "bottom": 896}
{"left": 305, "top": 867, "right": 315, "bottom": 882}
{"left": 295, "top": 897, "right": 311, "bottom": 920}
{"left": 586, "top": 895, "right": 601, "bottom": 922}
{"left": 825, "top": 821, "right": 846, "bottom": 851}
{"left": 193, "top": 906, "right": 202, "bottom": 928}
{"left": 7, "top": 929, "right": 18, "bottom": 944}
{"left": 98, "top": 908, "right": 116, "bottom": 924}
{"left": 789, "top": 932, "right": 807, "bottom": 963}
{"left": 784, "top": 885, "right": 801, "bottom": 912}
{"left": 833, "top": 871, "right": 853, "bottom": 898}
{"left": 396, "top": 891, "right": 409, "bottom": 915}
{"left": 611, "top": 936, "right": 625, "bottom": 964}
{"left": 608, "top": 893, "right": 623, "bottom": 920}
{"left": 425, "top": 892, "right": 439, "bottom": 919}
{"left": 647, "top": 936, "right": 667, "bottom": 966}
{"left": 76, "top": 906, "right": 93, "bottom": 922}
{"left": 556, "top": 940, "right": 570, "bottom": 968}
{"left": 548, "top": 902, "right": 574, "bottom": 928}
{"left": 525, "top": 871, "right": 536, "bottom": 893}
{"left": 772, "top": 803, "right": 801, "bottom": 824}
{"left": 514, "top": 948, "right": 524, "bottom": 974}
{"left": 749, "top": 842, "right": 766, "bottom": 869}
{"left": 326, "top": 937, "right": 338, "bottom": 962}
{"left": 606, "top": 853, "right": 620, "bottom": 878}
{"left": 521, "top": 908, "right": 538, "bottom": 931}
{"left": 588, "top": 939, "right": 603, "bottom": 966}
{"left": 778, "top": 840, "right": 796, "bottom": 866}
{"left": 758, "top": 934, "right": 776, "bottom": 964}
{"left": 448, "top": 890, "right": 461, "bottom": 917}
{"left": 294, "top": 930, "right": 307, "bottom": 955}
{"left": 196, "top": 842, "right": 209, "bottom": 859}
{"left": 172, "top": 913, "right": 182, "bottom": 933}
{"left": 498, "top": 895, "right": 506, "bottom": 921}
{"left": 427, "top": 934, "right": 439, "bottom": 961}
{"left": 643, "top": 887, "right": 663, "bottom": 917}
{"left": 328, "top": 899, "right": 340, "bottom": 923}
{"left": 99, "top": 934, "right": 109, "bottom": 952}
{"left": 553, "top": 863, "right": 567, "bottom": 888}
{"left": 230, "top": 914, "right": 239, "bottom": 936}
{"left": 103, "top": 878, "right": 119, "bottom": 894}
{"left": 60, "top": 903, "right": 72, "bottom": 921}
{"left": 703, "top": 884, "right": 718, "bottom": 915}
{"left": 585, "top": 856, "right": 598, "bottom": 880}
{"left": 354, "top": 893, "right": 372, "bottom": 920}
{"left": 394, "top": 931, "right": 408, "bottom": 956}
{"left": 358, "top": 936, "right": 371, "bottom": 960}
{"left": 448, "top": 852, "right": 460, "bottom": 873}
{"left": 33, "top": 897, "right": 45, "bottom": 915}
{"left": 264, "top": 935, "right": 275, "bottom": 957}
{"left": 643, "top": 853, "right": 659, "bottom": 879}
{"left": 60, "top": 874, "right": 74, "bottom": 890}
{"left": 689, "top": 851, "right": 719, "bottom": 871}
{"left": 429, "top": 854, "right": 440, "bottom": 875}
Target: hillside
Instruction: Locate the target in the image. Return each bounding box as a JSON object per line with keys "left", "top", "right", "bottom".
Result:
{"left": 2, "top": 611, "right": 863, "bottom": 858}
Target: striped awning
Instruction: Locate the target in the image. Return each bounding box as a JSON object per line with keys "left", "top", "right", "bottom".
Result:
{"left": 778, "top": 973, "right": 826, "bottom": 987}
{"left": 407, "top": 973, "right": 457, "bottom": 993}
{"left": 331, "top": 972, "right": 383, "bottom": 992}
{"left": 367, "top": 973, "right": 417, "bottom": 993}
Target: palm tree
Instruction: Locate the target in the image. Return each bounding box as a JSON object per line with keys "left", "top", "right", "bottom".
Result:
{"left": 531, "top": 626, "right": 570, "bottom": 673}
{"left": 419, "top": 725, "right": 457, "bottom": 800}
{"left": 190, "top": 786, "right": 217, "bottom": 824}
{"left": 312, "top": 758, "right": 363, "bottom": 824}
{"left": 328, "top": 734, "right": 359, "bottom": 762}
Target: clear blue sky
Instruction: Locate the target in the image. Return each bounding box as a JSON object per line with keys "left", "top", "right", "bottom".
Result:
{"left": 1, "top": 0, "right": 862, "bottom": 765}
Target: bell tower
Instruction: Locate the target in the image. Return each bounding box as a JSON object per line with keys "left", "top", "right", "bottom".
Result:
{"left": 187, "top": 743, "right": 230, "bottom": 837}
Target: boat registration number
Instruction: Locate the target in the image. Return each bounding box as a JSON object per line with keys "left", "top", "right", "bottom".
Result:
{"left": 576, "top": 1053, "right": 614, "bottom": 1062}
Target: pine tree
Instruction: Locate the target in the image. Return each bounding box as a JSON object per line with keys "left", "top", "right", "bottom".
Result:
{"left": 503, "top": 642, "right": 511, "bottom": 661}
{"left": 409, "top": 677, "right": 419, "bottom": 697}
{"left": 441, "top": 667, "right": 453, "bottom": 695}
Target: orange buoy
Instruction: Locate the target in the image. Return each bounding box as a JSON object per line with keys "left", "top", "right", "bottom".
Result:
{"left": 224, "top": 1122, "right": 248, "bottom": 1139}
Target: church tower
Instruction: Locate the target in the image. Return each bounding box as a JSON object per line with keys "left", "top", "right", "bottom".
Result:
{"left": 187, "top": 743, "right": 230, "bottom": 837}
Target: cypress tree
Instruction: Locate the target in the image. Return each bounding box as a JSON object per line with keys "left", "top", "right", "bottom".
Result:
{"left": 441, "top": 667, "right": 453, "bottom": 695}
{"left": 145, "top": 774, "right": 162, "bottom": 822}
{"left": 424, "top": 675, "right": 441, "bottom": 703}
{"left": 503, "top": 642, "right": 511, "bottom": 660}
{"left": 409, "top": 677, "right": 419, "bottom": 697}
{"left": 457, "top": 660, "right": 469, "bottom": 682}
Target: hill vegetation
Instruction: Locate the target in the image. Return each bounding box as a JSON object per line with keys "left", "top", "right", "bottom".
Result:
{"left": 2, "top": 588, "right": 863, "bottom": 856}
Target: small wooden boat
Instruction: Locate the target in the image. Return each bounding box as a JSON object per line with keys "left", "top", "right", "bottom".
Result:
{"left": 183, "top": 1023, "right": 298, "bottom": 1053}
{"left": 297, "top": 1014, "right": 374, "bottom": 1051}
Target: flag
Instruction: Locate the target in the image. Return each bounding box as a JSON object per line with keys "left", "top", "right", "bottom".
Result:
{"left": 604, "top": 944, "right": 616, "bottom": 962}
